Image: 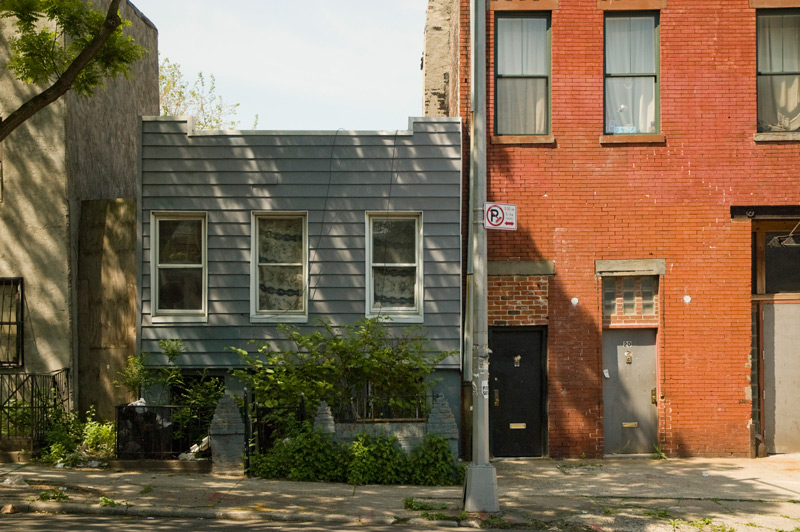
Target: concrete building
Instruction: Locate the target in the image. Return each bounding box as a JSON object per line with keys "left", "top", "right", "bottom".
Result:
{"left": 0, "top": 1, "right": 158, "bottom": 420}
{"left": 424, "top": 0, "right": 800, "bottom": 458}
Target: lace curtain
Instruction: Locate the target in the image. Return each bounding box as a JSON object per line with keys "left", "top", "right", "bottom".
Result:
{"left": 258, "top": 217, "right": 303, "bottom": 312}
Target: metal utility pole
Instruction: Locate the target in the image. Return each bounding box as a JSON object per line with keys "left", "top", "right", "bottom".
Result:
{"left": 463, "top": 0, "right": 499, "bottom": 514}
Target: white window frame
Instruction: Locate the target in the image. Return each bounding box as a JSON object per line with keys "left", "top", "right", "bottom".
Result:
{"left": 150, "top": 211, "right": 207, "bottom": 323}
{"left": 250, "top": 212, "right": 308, "bottom": 323}
{"left": 365, "top": 212, "right": 424, "bottom": 323}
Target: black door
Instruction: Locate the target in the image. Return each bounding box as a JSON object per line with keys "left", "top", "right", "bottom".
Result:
{"left": 489, "top": 327, "right": 547, "bottom": 457}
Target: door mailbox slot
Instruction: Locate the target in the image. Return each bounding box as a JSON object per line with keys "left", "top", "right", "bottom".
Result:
{"left": 622, "top": 422, "right": 639, "bottom": 428}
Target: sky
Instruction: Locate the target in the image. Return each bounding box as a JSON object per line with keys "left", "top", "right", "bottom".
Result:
{"left": 131, "top": 0, "right": 429, "bottom": 131}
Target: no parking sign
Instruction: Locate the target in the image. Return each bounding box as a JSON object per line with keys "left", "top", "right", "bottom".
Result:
{"left": 484, "top": 202, "right": 517, "bottom": 230}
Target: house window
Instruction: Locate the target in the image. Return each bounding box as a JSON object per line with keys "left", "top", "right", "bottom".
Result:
{"left": 0, "top": 278, "right": 23, "bottom": 367}
{"left": 251, "top": 213, "right": 307, "bottom": 322}
{"left": 152, "top": 213, "right": 206, "bottom": 317}
{"left": 604, "top": 13, "right": 659, "bottom": 134}
{"left": 367, "top": 213, "right": 423, "bottom": 319}
{"left": 495, "top": 14, "right": 551, "bottom": 135}
{"left": 757, "top": 10, "right": 800, "bottom": 132}
{"left": 602, "top": 276, "right": 659, "bottom": 317}
{"left": 752, "top": 221, "right": 800, "bottom": 295}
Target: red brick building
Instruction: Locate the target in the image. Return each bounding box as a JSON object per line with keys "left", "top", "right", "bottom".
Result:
{"left": 424, "top": 0, "right": 800, "bottom": 458}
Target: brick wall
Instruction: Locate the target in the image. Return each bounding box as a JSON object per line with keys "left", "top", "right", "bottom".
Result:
{"left": 455, "top": 0, "right": 797, "bottom": 457}
{"left": 488, "top": 275, "right": 549, "bottom": 326}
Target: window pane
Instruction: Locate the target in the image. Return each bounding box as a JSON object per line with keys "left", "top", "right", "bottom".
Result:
{"left": 497, "top": 78, "right": 548, "bottom": 135}
{"left": 603, "top": 277, "right": 617, "bottom": 316}
{"left": 623, "top": 277, "right": 635, "bottom": 315}
{"left": 765, "top": 232, "right": 800, "bottom": 293}
{"left": 641, "top": 276, "right": 657, "bottom": 315}
{"left": 373, "top": 267, "right": 416, "bottom": 308}
{"left": 258, "top": 217, "right": 303, "bottom": 264}
{"left": 759, "top": 13, "right": 800, "bottom": 73}
{"left": 497, "top": 17, "right": 547, "bottom": 76}
{"left": 605, "top": 77, "right": 656, "bottom": 134}
{"left": 258, "top": 265, "right": 304, "bottom": 311}
{"left": 158, "top": 268, "right": 203, "bottom": 310}
{"left": 159, "top": 220, "right": 202, "bottom": 265}
{"left": 757, "top": 74, "right": 800, "bottom": 132}
{"left": 372, "top": 219, "right": 416, "bottom": 264}
{"left": 606, "top": 16, "right": 655, "bottom": 75}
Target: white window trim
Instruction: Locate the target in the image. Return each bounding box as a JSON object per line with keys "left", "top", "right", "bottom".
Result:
{"left": 250, "top": 211, "right": 309, "bottom": 323}
{"left": 365, "top": 212, "right": 424, "bottom": 323}
{"left": 150, "top": 211, "right": 208, "bottom": 323}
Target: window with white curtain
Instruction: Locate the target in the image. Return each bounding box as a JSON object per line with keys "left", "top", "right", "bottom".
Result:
{"left": 604, "top": 13, "right": 659, "bottom": 135}
{"left": 251, "top": 213, "right": 307, "bottom": 322}
{"left": 366, "top": 213, "right": 423, "bottom": 320}
{"left": 495, "top": 14, "right": 550, "bottom": 135}
{"left": 758, "top": 10, "right": 800, "bottom": 132}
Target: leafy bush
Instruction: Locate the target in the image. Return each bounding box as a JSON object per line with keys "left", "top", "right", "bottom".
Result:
{"left": 40, "top": 407, "right": 115, "bottom": 465}
{"left": 250, "top": 426, "right": 462, "bottom": 486}
{"left": 348, "top": 433, "right": 408, "bottom": 485}
{"left": 408, "top": 434, "right": 464, "bottom": 486}
{"left": 250, "top": 424, "right": 349, "bottom": 482}
{"left": 232, "top": 317, "right": 447, "bottom": 433}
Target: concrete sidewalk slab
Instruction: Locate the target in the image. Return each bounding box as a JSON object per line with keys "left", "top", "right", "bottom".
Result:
{"left": 0, "top": 455, "right": 798, "bottom": 531}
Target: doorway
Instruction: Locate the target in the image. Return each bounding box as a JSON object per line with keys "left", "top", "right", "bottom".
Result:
{"left": 602, "top": 328, "right": 657, "bottom": 454}
{"left": 488, "top": 327, "right": 547, "bottom": 457}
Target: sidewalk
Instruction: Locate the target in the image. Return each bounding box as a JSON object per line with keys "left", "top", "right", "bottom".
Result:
{"left": 0, "top": 455, "right": 799, "bottom": 530}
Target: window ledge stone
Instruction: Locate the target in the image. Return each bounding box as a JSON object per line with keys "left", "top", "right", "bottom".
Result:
{"left": 491, "top": 135, "right": 556, "bottom": 146}
{"left": 600, "top": 134, "right": 665, "bottom": 145}
{"left": 754, "top": 132, "right": 800, "bottom": 143}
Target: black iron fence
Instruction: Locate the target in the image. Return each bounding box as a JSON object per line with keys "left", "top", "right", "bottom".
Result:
{"left": 0, "top": 369, "right": 71, "bottom": 451}
{"left": 115, "top": 404, "right": 217, "bottom": 460}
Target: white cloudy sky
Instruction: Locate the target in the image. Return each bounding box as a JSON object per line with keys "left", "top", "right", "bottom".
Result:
{"left": 130, "top": 0, "right": 428, "bottom": 131}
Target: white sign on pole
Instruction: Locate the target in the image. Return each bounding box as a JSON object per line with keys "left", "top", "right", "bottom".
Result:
{"left": 484, "top": 202, "right": 517, "bottom": 230}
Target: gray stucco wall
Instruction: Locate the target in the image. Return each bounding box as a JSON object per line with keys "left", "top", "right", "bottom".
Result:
{"left": 0, "top": 3, "right": 158, "bottom": 375}
{"left": 138, "top": 117, "right": 463, "bottom": 370}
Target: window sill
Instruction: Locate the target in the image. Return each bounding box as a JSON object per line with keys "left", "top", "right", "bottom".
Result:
{"left": 151, "top": 314, "right": 208, "bottom": 324}
{"left": 250, "top": 314, "right": 308, "bottom": 324}
{"left": 491, "top": 135, "right": 556, "bottom": 146}
{"left": 366, "top": 313, "right": 424, "bottom": 324}
{"left": 751, "top": 293, "right": 800, "bottom": 301}
{"left": 600, "top": 134, "right": 665, "bottom": 145}
{"left": 754, "top": 132, "right": 800, "bottom": 143}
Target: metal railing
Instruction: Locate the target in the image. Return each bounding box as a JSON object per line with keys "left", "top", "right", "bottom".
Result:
{"left": 0, "top": 278, "right": 23, "bottom": 367}
{"left": 0, "top": 369, "right": 71, "bottom": 451}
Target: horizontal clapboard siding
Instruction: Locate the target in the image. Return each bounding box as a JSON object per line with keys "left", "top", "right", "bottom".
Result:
{"left": 139, "top": 117, "right": 462, "bottom": 368}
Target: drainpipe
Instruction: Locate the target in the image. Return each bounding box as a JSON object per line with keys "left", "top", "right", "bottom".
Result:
{"left": 463, "top": 0, "right": 499, "bottom": 513}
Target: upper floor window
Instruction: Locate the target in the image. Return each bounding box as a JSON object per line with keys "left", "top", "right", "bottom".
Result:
{"left": 152, "top": 213, "right": 206, "bottom": 319}
{"left": 251, "top": 213, "right": 307, "bottom": 322}
{"left": 366, "top": 213, "right": 423, "bottom": 320}
{"left": 604, "top": 13, "right": 659, "bottom": 135}
{"left": 757, "top": 10, "right": 800, "bottom": 132}
{"left": 495, "top": 14, "right": 551, "bottom": 135}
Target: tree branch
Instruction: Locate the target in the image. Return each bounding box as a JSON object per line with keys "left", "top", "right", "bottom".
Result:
{"left": 0, "top": 0, "right": 124, "bottom": 143}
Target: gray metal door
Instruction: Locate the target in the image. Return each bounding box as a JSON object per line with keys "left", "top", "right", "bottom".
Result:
{"left": 602, "top": 329, "right": 657, "bottom": 454}
{"left": 763, "top": 303, "right": 800, "bottom": 454}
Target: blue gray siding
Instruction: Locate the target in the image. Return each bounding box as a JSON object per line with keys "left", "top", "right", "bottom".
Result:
{"left": 138, "top": 117, "right": 462, "bottom": 368}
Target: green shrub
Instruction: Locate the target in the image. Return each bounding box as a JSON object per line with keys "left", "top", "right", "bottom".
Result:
{"left": 251, "top": 424, "right": 349, "bottom": 483}
{"left": 348, "top": 433, "right": 408, "bottom": 485}
{"left": 408, "top": 434, "right": 463, "bottom": 486}
{"left": 40, "top": 407, "right": 115, "bottom": 465}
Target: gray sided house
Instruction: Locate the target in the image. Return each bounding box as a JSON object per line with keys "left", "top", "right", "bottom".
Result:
{"left": 137, "top": 116, "right": 463, "bottom": 424}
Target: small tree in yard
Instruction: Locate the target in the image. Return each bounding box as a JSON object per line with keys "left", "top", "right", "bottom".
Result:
{"left": 232, "top": 317, "right": 447, "bottom": 431}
